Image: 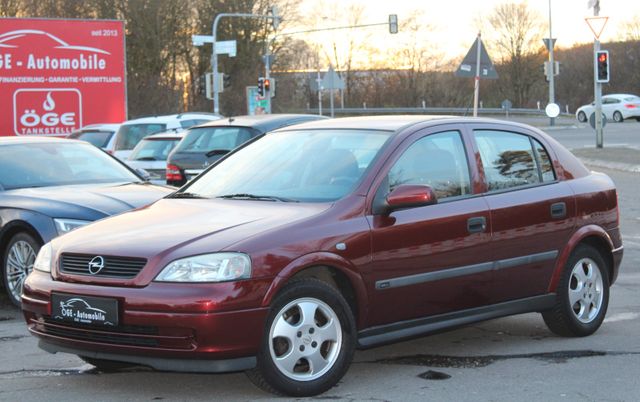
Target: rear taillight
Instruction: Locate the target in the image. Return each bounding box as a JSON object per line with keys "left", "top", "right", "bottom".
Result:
{"left": 625, "top": 104, "right": 638, "bottom": 109}
{"left": 166, "top": 164, "right": 183, "bottom": 182}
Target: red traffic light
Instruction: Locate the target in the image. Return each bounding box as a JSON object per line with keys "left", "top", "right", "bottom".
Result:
{"left": 598, "top": 53, "right": 607, "bottom": 63}
{"left": 264, "top": 79, "right": 271, "bottom": 91}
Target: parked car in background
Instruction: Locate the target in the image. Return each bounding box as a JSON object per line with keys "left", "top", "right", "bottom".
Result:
{"left": 125, "top": 131, "right": 185, "bottom": 185}
{"left": 166, "top": 114, "right": 326, "bottom": 186}
{"left": 576, "top": 93, "right": 640, "bottom": 123}
{"left": 113, "top": 113, "right": 220, "bottom": 161}
{"left": 23, "top": 116, "right": 622, "bottom": 396}
{"left": 0, "top": 137, "right": 173, "bottom": 306}
{"left": 66, "top": 123, "right": 121, "bottom": 154}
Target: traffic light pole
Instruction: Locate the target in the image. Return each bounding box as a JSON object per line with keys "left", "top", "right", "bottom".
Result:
{"left": 264, "top": 18, "right": 397, "bottom": 114}
{"left": 211, "top": 12, "right": 277, "bottom": 115}
{"left": 593, "top": 3, "right": 604, "bottom": 148}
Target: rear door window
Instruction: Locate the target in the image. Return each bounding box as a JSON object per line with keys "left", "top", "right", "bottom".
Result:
{"left": 474, "top": 130, "right": 555, "bottom": 191}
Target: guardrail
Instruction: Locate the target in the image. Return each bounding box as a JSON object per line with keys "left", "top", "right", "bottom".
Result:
{"left": 297, "top": 107, "right": 572, "bottom": 117}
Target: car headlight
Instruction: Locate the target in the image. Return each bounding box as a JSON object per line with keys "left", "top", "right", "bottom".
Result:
{"left": 54, "top": 219, "right": 91, "bottom": 235}
{"left": 155, "top": 253, "right": 251, "bottom": 283}
{"left": 33, "top": 242, "right": 53, "bottom": 273}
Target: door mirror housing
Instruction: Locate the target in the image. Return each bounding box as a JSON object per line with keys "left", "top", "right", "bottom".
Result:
{"left": 384, "top": 184, "right": 437, "bottom": 213}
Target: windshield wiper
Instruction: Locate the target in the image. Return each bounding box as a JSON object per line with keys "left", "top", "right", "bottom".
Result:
{"left": 168, "top": 192, "right": 207, "bottom": 199}
{"left": 216, "top": 193, "right": 298, "bottom": 202}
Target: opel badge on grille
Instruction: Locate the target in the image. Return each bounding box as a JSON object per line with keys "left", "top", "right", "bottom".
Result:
{"left": 88, "top": 256, "right": 105, "bottom": 275}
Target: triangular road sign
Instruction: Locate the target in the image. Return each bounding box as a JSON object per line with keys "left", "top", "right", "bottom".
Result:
{"left": 456, "top": 37, "right": 498, "bottom": 79}
{"left": 321, "top": 66, "right": 345, "bottom": 90}
{"left": 585, "top": 16, "right": 609, "bottom": 39}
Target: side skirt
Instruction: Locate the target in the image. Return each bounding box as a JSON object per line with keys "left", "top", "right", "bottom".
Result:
{"left": 357, "top": 294, "right": 556, "bottom": 349}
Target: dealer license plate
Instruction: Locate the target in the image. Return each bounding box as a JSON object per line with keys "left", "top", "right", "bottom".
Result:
{"left": 51, "top": 293, "right": 119, "bottom": 327}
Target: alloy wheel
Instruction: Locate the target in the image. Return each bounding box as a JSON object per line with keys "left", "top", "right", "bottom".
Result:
{"left": 568, "top": 257, "right": 604, "bottom": 323}
{"left": 268, "top": 297, "right": 342, "bottom": 381}
{"left": 5, "top": 240, "right": 36, "bottom": 302}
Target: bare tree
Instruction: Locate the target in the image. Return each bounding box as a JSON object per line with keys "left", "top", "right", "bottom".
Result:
{"left": 620, "top": 14, "right": 640, "bottom": 41}
{"left": 481, "top": 2, "right": 546, "bottom": 107}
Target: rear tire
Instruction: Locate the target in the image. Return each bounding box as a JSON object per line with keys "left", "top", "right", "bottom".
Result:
{"left": 246, "top": 278, "right": 356, "bottom": 397}
{"left": 613, "top": 111, "right": 624, "bottom": 123}
{"left": 2, "top": 232, "right": 41, "bottom": 307}
{"left": 542, "top": 244, "right": 609, "bottom": 337}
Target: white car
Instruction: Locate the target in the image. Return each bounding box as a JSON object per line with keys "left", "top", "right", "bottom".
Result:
{"left": 112, "top": 113, "right": 221, "bottom": 160}
{"left": 576, "top": 94, "right": 640, "bottom": 123}
{"left": 66, "top": 123, "right": 121, "bottom": 154}
{"left": 125, "top": 131, "right": 185, "bottom": 185}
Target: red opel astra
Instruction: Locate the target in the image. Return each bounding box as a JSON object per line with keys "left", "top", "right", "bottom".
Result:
{"left": 22, "top": 116, "right": 623, "bottom": 396}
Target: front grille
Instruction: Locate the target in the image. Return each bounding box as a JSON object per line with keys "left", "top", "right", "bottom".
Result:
{"left": 31, "top": 317, "right": 194, "bottom": 350}
{"left": 60, "top": 254, "right": 147, "bottom": 278}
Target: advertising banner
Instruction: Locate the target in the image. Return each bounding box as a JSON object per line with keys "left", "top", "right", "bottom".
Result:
{"left": 0, "top": 18, "right": 126, "bottom": 136}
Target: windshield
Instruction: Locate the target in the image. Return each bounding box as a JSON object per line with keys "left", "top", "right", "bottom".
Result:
{"left": 174, "top": 126, "right": 257, "bottom": 153}
{"left": 184, "top": 129, "right": 391, "bottom": 202}
{"left": 114, "top": 123, "right": 167, "bottom": 151}
{"left": 0, "top": 142, "right": 140, "bottom": 190}
{"left": 129, "top": 138, "right": 182, "bottom": 161}
{"left": 69, "top": 130, "right": 114, "bottom": 148}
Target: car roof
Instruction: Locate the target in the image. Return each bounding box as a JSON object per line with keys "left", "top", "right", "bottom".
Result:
{"left": 192, "top": 114, "right": 327, "bottom": 132}
{"left": 142, "top": 131, "right": 186, "bottom": 140}
{"left": 121, "top": 113, "right": 221, "bottom": 125}
{"left": 604, "top": 94, "right": 639, "bottom": 99}
{"left": 0, "top": 136, "right": 85, "bottom": 145}
{"left": 273, "top": 115, "right": 466, "bottom": 132}
{"left": 78, "top": 123, "right": 121, "bottom": 131}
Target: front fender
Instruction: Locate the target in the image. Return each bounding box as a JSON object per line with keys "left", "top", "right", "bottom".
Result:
{"left": 0, "top": 208, "right": 56, "bottom": 245}
{"left": 548, "top": 225, "right": 614, "bottom": 292}
{"left": 261, "top": 252, "right": 369, "bottom": 328}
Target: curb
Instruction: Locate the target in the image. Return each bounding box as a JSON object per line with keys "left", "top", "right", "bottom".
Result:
{"left": 578, "top": 158, "right": 640, "bottom": 173}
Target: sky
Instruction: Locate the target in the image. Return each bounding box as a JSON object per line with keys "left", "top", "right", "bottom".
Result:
{"left": 293, "top": 0, "right": 640, "bottom": 68}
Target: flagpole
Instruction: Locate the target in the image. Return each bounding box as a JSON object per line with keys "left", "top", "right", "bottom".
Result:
{"left": 473, "top": 32, "right": 481, "bottom": 117}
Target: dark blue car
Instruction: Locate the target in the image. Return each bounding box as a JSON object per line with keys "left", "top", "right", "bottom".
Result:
{"left": 0, "top": 137, "right": 172, "bottom": 306}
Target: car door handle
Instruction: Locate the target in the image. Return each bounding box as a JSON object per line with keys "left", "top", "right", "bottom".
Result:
{"left": 467, "top": 216, "right": 487, "bottom": 234}
{"left": 550, "top": 202, "right": 566, "bottom": 219}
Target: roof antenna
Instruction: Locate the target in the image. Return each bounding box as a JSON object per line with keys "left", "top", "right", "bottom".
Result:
{"left": 228, "top": 117, "right": 235, "bottom": 123}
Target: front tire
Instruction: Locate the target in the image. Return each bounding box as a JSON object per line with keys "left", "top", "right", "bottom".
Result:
{"left": 542, "top": 244, "right": 610, "bottom": 337}
{"left": 577, "top": 111, "right": 587, "bottom": 122}
{"left": 247, "top": 278, "right": 356, "bottom": 397}
{"left": 613, "top": 111, "right": 624, "bottom": 123}
{"left": 2, "top": 232, "right": 41, "bottom": 307}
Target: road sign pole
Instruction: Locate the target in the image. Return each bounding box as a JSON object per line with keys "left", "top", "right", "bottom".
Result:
{"left": 548, "top": 0, "right": 556, "bottom": 127}
{"left": 473, "top": 33, "right": 481, "bottom": 117}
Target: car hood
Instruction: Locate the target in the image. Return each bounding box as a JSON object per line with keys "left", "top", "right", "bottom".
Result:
{"left": 53, "top": 198, "right": 330, "bottom": 261}
{"left": 3, "top": 182, "right": 172, "bottom": 221}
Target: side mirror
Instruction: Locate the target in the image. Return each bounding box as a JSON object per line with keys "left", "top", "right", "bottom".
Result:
{"left": 384, "top": 184, "right": 437, "bottom": 213}
{"left": 135, "top": 168, "right": 151, "bottom": 182}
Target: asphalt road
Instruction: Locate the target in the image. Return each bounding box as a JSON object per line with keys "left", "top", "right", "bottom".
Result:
{"left": 1, "top": 117, "right": 639, "bottom": 401}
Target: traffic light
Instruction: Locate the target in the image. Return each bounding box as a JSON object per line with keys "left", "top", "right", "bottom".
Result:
{"left": 257, "top": 77, "right": 265, "bottom": 97}
{"left": 263, "top": 78, "right": 271, "bottom": 93}
{"left": 596, "top": 50, "right": 609, "bottom": 83}
{"left": 223, "top": 73, "right": 231, "bottom": 89}
{"left": 389, "top": 14, "right": 398, "bottom": 34}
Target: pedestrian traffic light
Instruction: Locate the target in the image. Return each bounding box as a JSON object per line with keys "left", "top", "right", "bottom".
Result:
{"left": 258, "top": 77, "right": 265, "bottom": 97}
{"left": 223, "top": 73, "right": 231, "bottom": 89}
{"left": 596, "top": 50, "right": 609, "bottom": 83}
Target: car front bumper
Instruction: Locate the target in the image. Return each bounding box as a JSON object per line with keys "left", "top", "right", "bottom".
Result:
{"left": 22, "top": 270, "right": 271, "bottom": 372}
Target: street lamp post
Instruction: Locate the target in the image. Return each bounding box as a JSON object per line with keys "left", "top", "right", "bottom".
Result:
{"left": 548, "top": 0, "right": 556, "bottom": 127}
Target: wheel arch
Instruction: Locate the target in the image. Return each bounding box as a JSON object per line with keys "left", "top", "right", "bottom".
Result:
{"left": 548, "top": 225, "right": 614, "bottom": 292}
{"left": 261, "top": 252, "right": 369, "bottom": 328}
